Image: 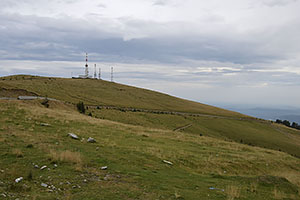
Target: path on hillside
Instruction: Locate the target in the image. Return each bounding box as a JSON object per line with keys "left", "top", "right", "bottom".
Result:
{"left": 173, "top": 124, "right": 193, "bottom": 132}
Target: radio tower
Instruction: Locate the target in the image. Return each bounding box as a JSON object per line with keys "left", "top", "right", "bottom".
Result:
{"left": 85, "top": 53, "right": 89, "bottom": 78}
{"left": 111, "top": 67, "right": 114, "bottom": 82}
{"left": 98, "top": 68, "right": 101, "bottom": 79}
{"left": 94, "top": 64, "right": 97, "bottom": 79}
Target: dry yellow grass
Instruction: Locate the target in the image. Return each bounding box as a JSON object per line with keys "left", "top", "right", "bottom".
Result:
{"left": 226, "top": 185, "right": 241, "bottom": 200}
{"left": 273, "top": 187, "right": 286, "bottom": 199}
{"left": 12, "top": 148, "right": 23, "bottom": 158}
{"left": 49, "top": 150, "right": 83, "bottom": 165}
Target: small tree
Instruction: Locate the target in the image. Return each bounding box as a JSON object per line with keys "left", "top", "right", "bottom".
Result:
{"left": 282, "top": 120, "right": 291, "bottom": 127}
{"left": 77, "top": 102, "right": 85, "bottom": 114}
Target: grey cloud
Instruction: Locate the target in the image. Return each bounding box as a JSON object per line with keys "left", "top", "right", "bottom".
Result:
{"left": 152, "top": 0, "right": 169, "bottom": 6}
{"left": 0, "top": 10, "right": 300, "bottom": 71}
{"left": 97, "top": 3, "right": 107, "bottom": 8}
{"left": 262, "top": 0, "right": 298, "bottom": 6}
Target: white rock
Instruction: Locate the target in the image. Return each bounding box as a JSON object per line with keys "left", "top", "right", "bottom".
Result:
{"left": 40, "top": 166, "right": 47, "bottom": 170}
{"left": 101, "top": 166, "right": 108, "bottom": 170}
{"left": 68, "top": 133, "right": 79, "bottom": 140}
{"left": 40, "top": 123, "right": 50, "bottom": 127}
{"left": 54, "top": 164, "right": 58, "bottom": 168}
{"left": 163, "top": 160, "right": 173, "bottom": 165}
{"left": 87, "top": 137, "right": 96, "bottom": 143}
{"left": 41, "top": 183, "right": 48, "bottom": 188}
{"left": 15, "top": 177, "right": 23, "bottom": 183}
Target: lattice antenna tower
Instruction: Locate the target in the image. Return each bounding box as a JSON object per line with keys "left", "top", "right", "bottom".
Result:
{"left": 111, "top": 67, "right": 114, "bottom": 82}
{"left": 94, "top": 64, "right": 97, "bottom": 79}
{"left": 85, "top": 53, "right": 89, "bottom": 78}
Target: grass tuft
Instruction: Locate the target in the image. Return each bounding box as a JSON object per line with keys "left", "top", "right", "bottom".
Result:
{"left": 226, "top": 185, "right": 241, "bottom": 200}
{"left": 49, "top": 150, "right": 83, "bottom": 166}
{"left": 12, "top": 148, "right": 24, "bottom": 158}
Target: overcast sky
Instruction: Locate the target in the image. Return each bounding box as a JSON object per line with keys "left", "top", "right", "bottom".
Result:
{"left": 1, "top": 0, "right": 300, "bottom": 107}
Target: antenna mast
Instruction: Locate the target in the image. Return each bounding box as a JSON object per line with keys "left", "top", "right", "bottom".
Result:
{"left": 85, "top": 53, "right": 89, "bottom": 78}
{"left": 94, "top": 64, "right": 97, "bottom": 79}
{"left": 98, "top": 67, "right": 101, "bottom": 79}
{"left": 111, "top": 67, "right": 114, "bottom": 82}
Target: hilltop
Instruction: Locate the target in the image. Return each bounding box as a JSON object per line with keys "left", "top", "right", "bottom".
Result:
{"left": 0, "top": 75, "right": 300, "bottom": 199}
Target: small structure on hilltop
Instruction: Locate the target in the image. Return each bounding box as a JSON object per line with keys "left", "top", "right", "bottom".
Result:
{"left": 72, "top": 53, "right": 114, "bottom": 82}
{"left": 78, "top": 53, "right": 92, "bottom": 79}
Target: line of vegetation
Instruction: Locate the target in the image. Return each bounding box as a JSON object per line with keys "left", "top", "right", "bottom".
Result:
{"left": 275, "top": 119, "right": 300, "bottom": 130}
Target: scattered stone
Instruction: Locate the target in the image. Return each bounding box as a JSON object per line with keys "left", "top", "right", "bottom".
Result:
{"left": 15, "top": 177, "right": 23, "bottom": 183}
{"left": 87, "top": 137, "right": 96, "bottom": 143}
{"left": 1, "top": 193, "right": 6, "bottom": 197}
{"left": 0, "top": 169, "right": 4, "bottom": 173}
{"left": 40, "top": 166, "right": 47, "bottom": 170}
{"left": 96, "top": 147, "right": 99, "bottom": 151}
{"left": 163, "top": 160, "right": 173, "bottom": 165}
{"left": 83, "top": 179, "right": 87, "bottom": 183}
{"left": 101, "top": 166, "right": 108, "bottom": 170}
{"left": 34, "top": 165, "right": 39, "bottom": 169}
{"left": 54, "top": 164, "right": 58, "bottom": 168}
{"left": 40, "top": 123, "right": 50, "bottom": 127}
{"left": 41, "top": 183, "right": 48, "bottom": 188}
{"left": 68, "top": 133, "right": 79, "bottom": 140}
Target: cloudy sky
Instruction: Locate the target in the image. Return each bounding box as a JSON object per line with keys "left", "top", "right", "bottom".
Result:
{"left": 1, "top": 0, "right": 300, "bottom": 108}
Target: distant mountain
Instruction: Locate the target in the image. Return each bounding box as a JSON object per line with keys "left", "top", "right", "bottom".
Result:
{"left": 220, "top": 105, "right": 300, "bottom": 124}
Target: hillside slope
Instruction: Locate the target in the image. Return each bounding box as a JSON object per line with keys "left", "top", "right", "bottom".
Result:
{"left": 0, "top": 100, "right": 300, "bottom": 199}
{"left": 1, "top": 75, "right": 300, "bottom": 158}
{"left": 0, "top": 75, "right": 245, "bottom": 117}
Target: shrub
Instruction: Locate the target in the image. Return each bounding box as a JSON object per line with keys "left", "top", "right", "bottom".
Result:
{"left": 41, "top": 98, "right": 49, "bottom": 108}
{"left": 77, "top": 102, "right": 85, "bottom": 114}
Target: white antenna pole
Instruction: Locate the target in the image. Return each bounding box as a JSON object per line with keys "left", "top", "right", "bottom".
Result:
{"left": 99, "top": 67, "right": 101, "bottom": 79}
{"left": 111, "top": 67, "right": 114, "bottom": 82}
{"left": 94, "top": 64, "right": 97, "bottom": 79}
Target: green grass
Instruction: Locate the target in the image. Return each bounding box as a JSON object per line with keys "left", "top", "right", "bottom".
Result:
{"left": 1, "top": 74, "right": 300, "bottom": 199}
{"left": 1, "top": 75, "right": 300, "bottom": 158}
{"left": 0, "top": 75, "right": 245, "bottom": 117}
{"left": 90, "top": 108, "right": 300, "bottom": 157}
{"left": 0, "top": 100, "right": 300, "bottom": 199}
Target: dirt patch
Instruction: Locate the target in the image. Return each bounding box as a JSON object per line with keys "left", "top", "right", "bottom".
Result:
{"left": 0, "top": 88, "right": 38, "bottom": 98}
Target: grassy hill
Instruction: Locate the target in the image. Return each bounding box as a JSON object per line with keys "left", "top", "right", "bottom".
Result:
{"left": 1, "top": 75, "right": 300, "bottom": 199}
{"left": 1, "top": 75, "right": 300, "bottom": 158}
{"left": 0, "top": 99, "right": 299, "bottom": 199}
{"left": 0, "top": 75, "right": 244, "bottom": 117}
